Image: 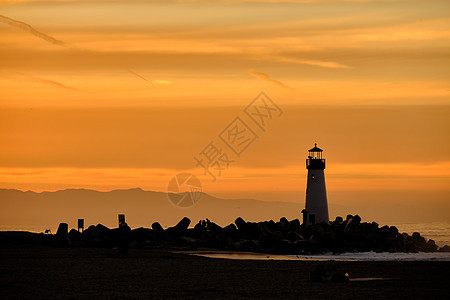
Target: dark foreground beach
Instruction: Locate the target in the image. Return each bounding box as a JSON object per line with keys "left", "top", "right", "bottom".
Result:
{"left": 1, "top": 245, "right": 449, "bottom": 299}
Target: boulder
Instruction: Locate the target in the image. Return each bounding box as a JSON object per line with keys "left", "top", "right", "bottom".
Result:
{"left": 276, "top": 217, "right": 290, "bottom": 232}
{"left": 313, "top": 223, "right": 327, "bottom": 238}
{"left": 288, "top": 219, "right": 301, "bottom": 232}
{"left": 194, "top": 220, "right": 204, "bottom": 231}
{"left": 69, "top": 228, "right": 80, "bottom": 236}
{"left": 83, "top": 225, "right": 96, "bottom": 235}
{"left": 352, "top": 215, "right": 361, "bottom": 225}
{"left": 206, "top": 219, "right": 223, "bottom": 234}
{"left": 165, "top": 217, "right": 191, "bottom": 237}
{"left": 56, "top": 223, "right": 68, "bottom": 236}
{"left": 152, "top": 222, "right": 164, "bottom": 232}
{"left": 334, "top": 216, "right": 343, "bottom": 224}
{"left": 92, "top": 224, "right": 110, "bottom": 237}
{"left": 412, "top": 232, "right": 422, "bottom": 240}
{"left": 68, "top": 229, "right": 81, "bottom": 245}
{"left": 235, "top": 217, "right": 247, "bottom": 231}
{"left": 426, "top": 239, "right": 438, "bottom": 252}
{"left": 280, "top": 217, "right": 289, "bottom": 225}
{"left": 223, "top": 223, "right": 237, "bottom": 235}
{"left": 174, "top": 217, "right": 191, "bottom": 231}
{"left": 233, "top": 239, "right": 259, "bottom": 252}
{"left": 286, "top": 230, "right": 304, "bottom": 242}
{"left": 411, "top": 232, "right": 428, "bottom": 251}
{"left": 438, "top": 245, "right": 450, "bottom": 252}
{"left": 55, "top": 223, "right": 70, "bottom": 247}
{"left": 131, "top": 227, "right": 153, "bottom": 241}
{"left": 389, "top": 226, "right": 399, "bottom": 235}
{"left": 43, "top": 214, "right": 444, "bottom": 254}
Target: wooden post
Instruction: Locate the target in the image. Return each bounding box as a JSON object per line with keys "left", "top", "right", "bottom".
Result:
{"left": 78, "top": 219, "right": 84, "bottom": 232}
{"left": 118, "top": 214, "right": 125, "bottom": 226}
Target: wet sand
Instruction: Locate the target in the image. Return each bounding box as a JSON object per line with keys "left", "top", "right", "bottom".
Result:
{"left": 1, "top": 245, "right": 449, "bottom": 299}
{"left": 187, "top": 251, "right": 355, "bottom": 261}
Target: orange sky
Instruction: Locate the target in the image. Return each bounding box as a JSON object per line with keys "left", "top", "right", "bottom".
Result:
{"left": 0, "top": 0, "right": 449, "bottom": 221}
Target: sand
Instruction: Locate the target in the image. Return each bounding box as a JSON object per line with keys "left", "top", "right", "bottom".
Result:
{"left": 1, "top": 245, "right": 449, "bottom": 299}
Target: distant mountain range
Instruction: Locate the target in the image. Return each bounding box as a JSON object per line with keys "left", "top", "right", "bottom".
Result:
{"left": 2, "top": 188, "right": 448, "bottom": 233}
{"left": 0, "top": 188, "right": 308, "bottom": 231}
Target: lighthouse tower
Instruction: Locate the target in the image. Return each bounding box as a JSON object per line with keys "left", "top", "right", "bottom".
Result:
{"left": 303, "top": 143, "right": 329, "bottom": 225}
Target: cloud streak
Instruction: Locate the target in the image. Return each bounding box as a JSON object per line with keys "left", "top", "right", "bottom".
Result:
{"left": 0, "top": 14, "right": 154, "bottom": 84}
{"left": 248, "top": 70, "right": 294, "bottom": 90}
{"left": 272, "top": 56, "right": 351, "bottom": 69}
{"left": 0, "top": 14, "right": 65, "bottom": 46}
{"left": 125, "top": 69, "right": 153, "bottom": 84}
{"left": 21, "top": 74, "right": 83, "bottom": 92}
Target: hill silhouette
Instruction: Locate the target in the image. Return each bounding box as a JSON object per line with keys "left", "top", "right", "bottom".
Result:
{"left": 0, "top": 188, "right": 307, "bottom": 230}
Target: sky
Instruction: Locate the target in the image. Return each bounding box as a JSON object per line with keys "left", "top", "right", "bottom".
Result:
{"left": 0, "top": 0, "right": 449, "bottom": 222}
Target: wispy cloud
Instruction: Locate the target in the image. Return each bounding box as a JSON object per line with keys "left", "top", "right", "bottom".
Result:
{"left": 247, "top": 69, "right": 294, "bottom": 90}
{"left": 125, "top": 69, "right": 153, "bottom": 84}
{"left": 23, "top": 74, "right": 83, "bottom": 92}
{"left": 271, "top": 56, "right": 351, "bottom": 69}
{"left": 1, "top": 72, "right": 83, "bottom": 92}
{"left": 125, "top": 70, "right": 173, "bottom": 85}
{"left": 0, "top": 14, "right": 154, "bottom": 84}
{"left": 1, "top": 160, "right": 449, "bottom": 193}
{"left": 0, "top": 14, "right": 65, "bottom": 46}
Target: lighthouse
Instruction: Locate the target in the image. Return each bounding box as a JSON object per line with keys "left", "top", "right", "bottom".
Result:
{"left": 303, "top": 143, "right": 329, "bottom": 225}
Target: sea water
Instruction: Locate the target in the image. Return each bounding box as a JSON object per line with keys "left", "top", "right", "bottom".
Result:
{"left": 390, "top": 222, "right": 450, "bottom": 247}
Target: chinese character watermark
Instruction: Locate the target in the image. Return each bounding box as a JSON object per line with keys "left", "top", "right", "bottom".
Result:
{"left": 245, "top": 92, "right": 283, "bottom": 131}
{"left": 194, "top": 141, "right": 234, "bottom": 183}
{"left": 167, "top": 92, "right": 283, "bottom": 207}
{"left": 167, "top": 173, "right": 202, "bottom": 208}
{"left": 219, "top": 117, "right": 258, "bottom": 157}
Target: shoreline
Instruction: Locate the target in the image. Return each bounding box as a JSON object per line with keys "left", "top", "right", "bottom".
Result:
{"left": 184, "top": 250, "right": 450, "bottom": 261}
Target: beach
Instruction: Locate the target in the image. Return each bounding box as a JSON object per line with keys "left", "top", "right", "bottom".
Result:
{"left": 1, "top": 245, "right": 449, "bottom": 299}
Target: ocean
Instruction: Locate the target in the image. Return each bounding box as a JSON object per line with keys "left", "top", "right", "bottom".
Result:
{"left": 389, "top": 222, "right": 450, "bottom": 247}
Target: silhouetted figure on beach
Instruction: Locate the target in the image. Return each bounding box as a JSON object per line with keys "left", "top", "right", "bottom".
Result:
{"left": 310, "top": 264, "right": 349, "bottom": 282}
{"left": 118, "top": 221, "right": 131, "bottom": 257}
{"left": 310, "top": 265, "right": 327, "bottom": 282}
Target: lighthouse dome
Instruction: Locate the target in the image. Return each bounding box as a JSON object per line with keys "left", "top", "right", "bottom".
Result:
{"left": 308, "top": 143, "right": 323, "bottom": 152}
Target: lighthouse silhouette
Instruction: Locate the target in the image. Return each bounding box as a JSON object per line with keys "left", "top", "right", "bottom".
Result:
{"left": 302, "top": 143, "right": 329, "bottom": 225}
